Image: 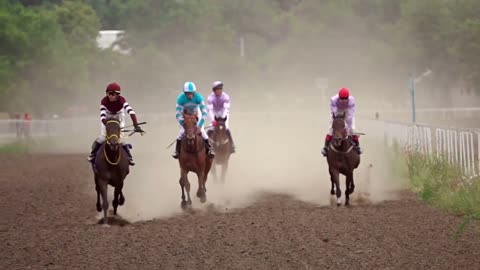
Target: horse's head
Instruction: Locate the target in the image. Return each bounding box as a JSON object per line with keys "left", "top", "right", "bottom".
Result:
{"left": 331, "top": 113, "right": 347, "bottom": 147}
{"left": 215, "top": 116, "right": 227, "bottom": 134}
{"left": 105, "top": 118, "right": 121, "bottom": 152}
{"left": 182, "top": 111, "right": 199, "bottom": 147}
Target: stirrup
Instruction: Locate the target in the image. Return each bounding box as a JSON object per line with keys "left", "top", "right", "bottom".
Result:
{"left": 128, "top": 158, "right": 135, "bottom": 166}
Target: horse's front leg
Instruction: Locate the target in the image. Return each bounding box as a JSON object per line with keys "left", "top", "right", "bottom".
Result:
{"left": 95, "top": 176, "right": 101, "bottom": 212}
{"left": 112, "top": 182, "right": 123, "bottom": 215}
{"left": 211, "top": 160, "right": 218, "bottom": 182}
{"left": 118, "top": 191, "right": 125, "bottom": 206}
{"left": 348, "top": 173, "right": 355, "bottom": 195}
{"left": 220, "top": 161, "right": 228, "bottom": 184}
{"left": 99, "top": 180, "right": 109, "bottom": 225}
{"left": 196, "top": 171, "right": 207, "bottom": 203}
{"left": 329, "top": 168, "right": 341, "bottom": 206}
{"left": 345, "top": 172, "right": 354, "bottom": 206}
{"left": 179, "top": 169, "right": 191, "bottom": 209}
{"left": 330, "top": 177, "right": 335, "bottom": 195}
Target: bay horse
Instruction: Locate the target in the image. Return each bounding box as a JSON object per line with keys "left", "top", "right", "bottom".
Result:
{"left": 178, "top": 112, "right": 213, "bottom": 209}
{"left": 207, "top": 116, "right": 232, "bottom": 183}
{"left": 92, "top": 117, "right": 130, "bottom": 225}
{"left": 326, "top": 113, "right": 360, "bottom": 206}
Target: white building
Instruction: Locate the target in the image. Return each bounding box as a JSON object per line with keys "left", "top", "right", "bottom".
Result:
{"left": 96, "top": 30, "right": 131, "bottom": 55}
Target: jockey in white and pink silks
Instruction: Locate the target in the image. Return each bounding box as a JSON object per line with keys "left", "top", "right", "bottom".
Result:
{"left": 206, "top": 81, "right": 236, "bottom": 153}
{"left": 321, "top": 87, "right": 362, "bottom": 156}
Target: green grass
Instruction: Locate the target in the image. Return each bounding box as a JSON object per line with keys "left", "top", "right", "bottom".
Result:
{"left": 398, "top": 146, "right": 480, "bottom": 237}
{"left": 0, "top": 140, "right": 34, "bottom": 154}
{"left": 0, "top": 137, "right": 58, "bottom": 154}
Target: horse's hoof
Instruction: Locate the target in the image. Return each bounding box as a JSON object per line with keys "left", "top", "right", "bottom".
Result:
{"left": 101, "top": 223, "right": 110, "bottom": 228}
{"left": 96, "top": 203, "right": 102, "bottom": 212}
{"left": 119, "top": 197, "right": 125, "bottom": 206}
{"left": 181, "top": 201, "right": 188, "bottom": 210}
{"left": 113, "top": 208, "right": 118, "bottom": 216}
{"left": 336, "top": 203, "right": 341, "bottom": 207}
{"left": 101, "top": 217, "right": 110, "bottom": 226}
{"left": 200, "top": 196, "right": 207, "bottom": 203}
{"left": 330, "top": 190, "right": 335, "bottom": 195}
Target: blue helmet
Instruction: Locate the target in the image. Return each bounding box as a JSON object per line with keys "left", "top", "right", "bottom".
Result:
{"left": 183, "top": 82, "right": 197, "bottom": 93}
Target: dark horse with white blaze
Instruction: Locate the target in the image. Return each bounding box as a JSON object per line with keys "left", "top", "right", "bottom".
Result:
{"left": 92, "top": 117, "right": 130, "bottom": 225}
{"left": 326, "top": 113, "right": 360, "bottom": 206}
{"left": 207, "top": 116, "right": 233, "bottom": 183}
{"left": 178, "top": 111, "right": 213, "bottom": 209}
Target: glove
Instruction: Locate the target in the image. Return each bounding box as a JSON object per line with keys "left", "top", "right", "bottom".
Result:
{"left": 134, "top": 124, "right": 144, "bottom": 133}
{"left": 212, "top": 120, "right": 217, "bottom": 127}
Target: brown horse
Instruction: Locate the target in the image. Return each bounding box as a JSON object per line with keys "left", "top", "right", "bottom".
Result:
{"left": 93, "top": 118, "right": 130, "bottom": 225}
{"left": 326, "top": 113, "right": 360, "bottom": 206}
{"left": 207, "top": 116, "right": 232, "bottom": 183}
{"left": 178, "top": 112, "right": 213, "bottom": 209}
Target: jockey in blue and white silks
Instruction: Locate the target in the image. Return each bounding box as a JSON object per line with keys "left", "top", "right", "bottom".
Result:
{"left": 172, "top": 81, "right": 215, "bottom": 159}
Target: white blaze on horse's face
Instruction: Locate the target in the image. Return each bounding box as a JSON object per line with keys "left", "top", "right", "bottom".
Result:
{"left": 219, "top": 125, "right": 224, "bottom": 130}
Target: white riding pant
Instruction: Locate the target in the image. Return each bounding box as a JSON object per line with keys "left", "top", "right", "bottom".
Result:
{"left": 96, "top": 112, "right": 126, "bottom": 144}
{"left": 328, "top": 116, "right": 355, "bottom": 136}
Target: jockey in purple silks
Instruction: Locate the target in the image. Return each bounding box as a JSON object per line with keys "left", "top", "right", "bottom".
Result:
{"left": 322, "top": 87, "right": 362, "bottom": 157}
{"left": 206, "top": 81, "right": 235, "bottom": 153}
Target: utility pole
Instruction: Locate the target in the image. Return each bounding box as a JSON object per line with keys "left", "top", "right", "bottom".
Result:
{"left": 409, "top": 69, "right": 433, "bottom": 125}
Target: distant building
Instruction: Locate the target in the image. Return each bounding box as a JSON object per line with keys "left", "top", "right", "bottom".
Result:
{"left": 96, "top": 30, "right": 131, "bottom": 55}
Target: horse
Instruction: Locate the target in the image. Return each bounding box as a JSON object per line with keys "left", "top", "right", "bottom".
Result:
{"left": 92, "top": 117, "right": 130, "bottom": 225}
{"left": 178, "top": 112, "right": 213, "bottom": 209}
{"left": 326, "top": 113, "right": 360, "bottom": 206}
{"left": 207, "top": 116, "right": 232, "bottom": 183}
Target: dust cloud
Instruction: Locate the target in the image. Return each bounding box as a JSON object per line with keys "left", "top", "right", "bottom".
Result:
{"left": 114, "top": 102, "right": 409, "bottom": 223}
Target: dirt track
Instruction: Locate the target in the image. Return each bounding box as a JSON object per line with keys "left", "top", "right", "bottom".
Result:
{"left": 1, "top": 154, "right": 480, "bottom": 270}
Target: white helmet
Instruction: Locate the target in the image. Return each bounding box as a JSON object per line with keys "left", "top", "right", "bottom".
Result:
{"left": 183, "top": 82, "right": 197, "bottom": 93}
{"left": 212, "top": 81, "right": 223, "bottom": 90}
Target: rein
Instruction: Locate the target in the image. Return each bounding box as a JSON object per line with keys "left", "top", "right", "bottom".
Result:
{"left": 104, "top": 120, "right": 122, "bottom": 165}
{"left": 103, "top": 144, "right": 122, "bottom": 165}
{"left": 330, "top": 135, "right": 354, "bottom": 154}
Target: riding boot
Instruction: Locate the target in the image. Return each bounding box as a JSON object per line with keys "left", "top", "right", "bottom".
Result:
{"left": 172, "top": 139, "right": 181, "bottom": 159}
{"left": 204, "top": 139, "right": 216, "bottom": 158}
{"left": 226, "top": 129, "right": 236, "bottom": 153}
{"left": 354, "top": 138, "right": 362, "bottom": 155}
{"left": 87, "top": 141, "right": 102, "bottom": 163}
{"left": 321, "top": 139, "right": 330, "bottom": 157}
{"left": 122, "top": 144, "right": 135, "bottom": 166}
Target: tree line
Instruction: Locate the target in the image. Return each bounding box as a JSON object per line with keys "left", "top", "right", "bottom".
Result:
{"left": 1, "top": 0, "right": 479, "bottom": 116}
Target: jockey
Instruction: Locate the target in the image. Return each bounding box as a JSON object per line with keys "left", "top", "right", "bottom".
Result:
{"left": 87, "top": 82, "right": 144, "bottom": 166}
{"left": 172, "top": 81, "right": 215, "bottom": 159}
{"left": 206, "top": 81, "right": 236, "bottom": 153}
{"left": 321, "top": 87, "right": 362, "bottom": 156}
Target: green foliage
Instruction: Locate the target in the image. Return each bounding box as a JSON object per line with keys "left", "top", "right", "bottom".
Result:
{"left": 402, "top": 151, "right": 480, "bottom": 237}
{"left": 0, "top": 140, "right": 34, "bottom": 154}
{"left": 1, "top": 0, "right": 480, "bottom": 115}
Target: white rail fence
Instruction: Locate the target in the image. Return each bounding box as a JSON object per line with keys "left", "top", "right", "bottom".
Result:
{"left": 1, "top": 114, "right": 479, "bottom": 176}
{"left": 382, "top": 121, "right": 480, "bottom": 177}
